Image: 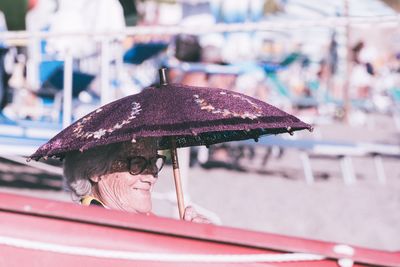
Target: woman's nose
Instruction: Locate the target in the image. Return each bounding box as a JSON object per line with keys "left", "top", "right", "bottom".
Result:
{"left": 140, "top": 173, "right": 158, "bottom": 185}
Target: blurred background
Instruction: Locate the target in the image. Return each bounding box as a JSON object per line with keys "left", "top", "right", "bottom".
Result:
{"left": 0, "top": 0, "right": 399, "bottom": 251}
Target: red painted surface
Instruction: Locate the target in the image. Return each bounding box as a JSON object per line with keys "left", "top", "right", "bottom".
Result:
{"left": 0, "top": 192, "right": 399, "bottom": 266}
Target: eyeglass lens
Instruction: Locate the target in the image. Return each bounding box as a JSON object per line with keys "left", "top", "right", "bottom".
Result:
{"left": 129, "top": 156, "right": 165, "bottom": 175}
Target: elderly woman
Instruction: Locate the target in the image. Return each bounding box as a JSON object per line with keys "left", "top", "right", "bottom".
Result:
{"left": 63, "top": 138, "right": 209, "bottom": 223}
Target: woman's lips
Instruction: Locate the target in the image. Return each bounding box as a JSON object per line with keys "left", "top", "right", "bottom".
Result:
{"left": 133, "top": 187, "right": 150, "bottom": 191}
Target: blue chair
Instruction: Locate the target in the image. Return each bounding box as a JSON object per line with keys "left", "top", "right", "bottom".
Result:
{"left": 123, "top": 42, "right": 168, "bottom": 65}
{"left": 41, "top": 66, "right": 95, "bottom": 98}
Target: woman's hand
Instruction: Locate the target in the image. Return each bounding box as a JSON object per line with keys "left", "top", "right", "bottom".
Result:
{"left": 183, "top": 206, "right": 211, "bottom": 224}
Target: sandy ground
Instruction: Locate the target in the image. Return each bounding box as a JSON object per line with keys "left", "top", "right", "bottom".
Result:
{"left": 0, "top": 113, "right": 399, "bottom": 251}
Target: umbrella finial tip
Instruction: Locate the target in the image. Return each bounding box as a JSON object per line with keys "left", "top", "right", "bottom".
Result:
{"left": 286, "top": 126, "right": 294, "bottom": 136}
{"left": 159, "top": 68, "right": 168, "bottom": 86}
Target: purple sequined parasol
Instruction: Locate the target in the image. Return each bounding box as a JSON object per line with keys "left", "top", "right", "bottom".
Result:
{"left": 30, "top": 82, "right": 312, "bottom": 160}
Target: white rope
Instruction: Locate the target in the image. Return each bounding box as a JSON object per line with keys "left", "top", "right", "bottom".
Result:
{"left": 0, "top": 235, "right": 325, "bottom": 263}
{"left": 0, "top": 15, "right": 398, "bottom": 40}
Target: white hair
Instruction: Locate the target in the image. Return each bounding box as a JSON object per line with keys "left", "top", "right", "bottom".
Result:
{"left": 63, "top": 143, "right": 124, "bottom": 201}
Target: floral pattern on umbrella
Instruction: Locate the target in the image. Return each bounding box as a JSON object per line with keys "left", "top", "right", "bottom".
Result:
{"left": 30, "top": 83, "right": 312, "bottom": 161}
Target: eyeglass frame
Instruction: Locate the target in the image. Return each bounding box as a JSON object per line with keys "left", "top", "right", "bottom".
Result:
{"left": 110, "top": 154, "right": 167, "bottom": 176}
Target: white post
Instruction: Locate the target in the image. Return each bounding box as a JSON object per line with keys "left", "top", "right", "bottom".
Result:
{"left": 62, "top": 51, "right": 73, "bottom": 128}
{"left": 101, "top": 38, "right": 111, "bottom": 105}
{"left": 300, "top": 152, "right": 314, "bottom": 185}
{"left": 340, "top": 156, "right": 356, "bottom": 185}
{"left": 373, "top": 155, "right": 387, "bottom": 185}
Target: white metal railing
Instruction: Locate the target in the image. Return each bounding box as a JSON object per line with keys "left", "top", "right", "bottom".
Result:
{"left": 0, "top": 15, "right": 399, "bottom": 41}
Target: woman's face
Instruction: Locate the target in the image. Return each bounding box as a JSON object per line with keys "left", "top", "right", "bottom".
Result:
{"left": 92, "top": 140, "right": 160, "bottom": 213}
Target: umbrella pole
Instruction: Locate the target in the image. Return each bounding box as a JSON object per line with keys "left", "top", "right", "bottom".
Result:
{"left": 170, "top": 138, "right": 185, "bottom": 219}
{"left": 159, "top": 68, "right": 185, "bottom": 219}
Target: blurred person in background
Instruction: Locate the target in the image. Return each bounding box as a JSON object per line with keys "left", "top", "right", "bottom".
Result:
{"left": 350, "top": 41, "right": 375, "bottom": 100}
{"left": 46, "top": 0, "right": 125, "bottom": 58}
{"left": 24, "top": 0, "right": 127, "bottom": 120}
{"left": 3, "top": 0, "right": 58, "bottom": 121}
{"left": 0, "top": 9, "right": 19, "bottom": 121}
{"left": 25, "top": 0, "right": 58, "bottom": 89}
{"left": 0, "top": 10, "right": 7, "bottom": 46}
{"left": 40, "top": 0, "right": 126, "bottom": 101}
{"left": 0, "top": 10, "right": 10, "bottom": 115}
{"left": 63, "top": 138, "right": 210, "bottom": 223}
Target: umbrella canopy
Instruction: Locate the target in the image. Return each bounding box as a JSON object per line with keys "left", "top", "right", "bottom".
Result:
{"left": 30, "top": 82, "right": 311, "bottom": 161}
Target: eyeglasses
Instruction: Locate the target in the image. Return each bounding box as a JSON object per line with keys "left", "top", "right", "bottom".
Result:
{"left": 110, "top": 154, "right": 166, "bottom": 176}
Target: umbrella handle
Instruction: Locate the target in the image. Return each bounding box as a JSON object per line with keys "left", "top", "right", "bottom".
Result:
{"left": 170, "top": 138, "right": 185, "bottom": 219}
